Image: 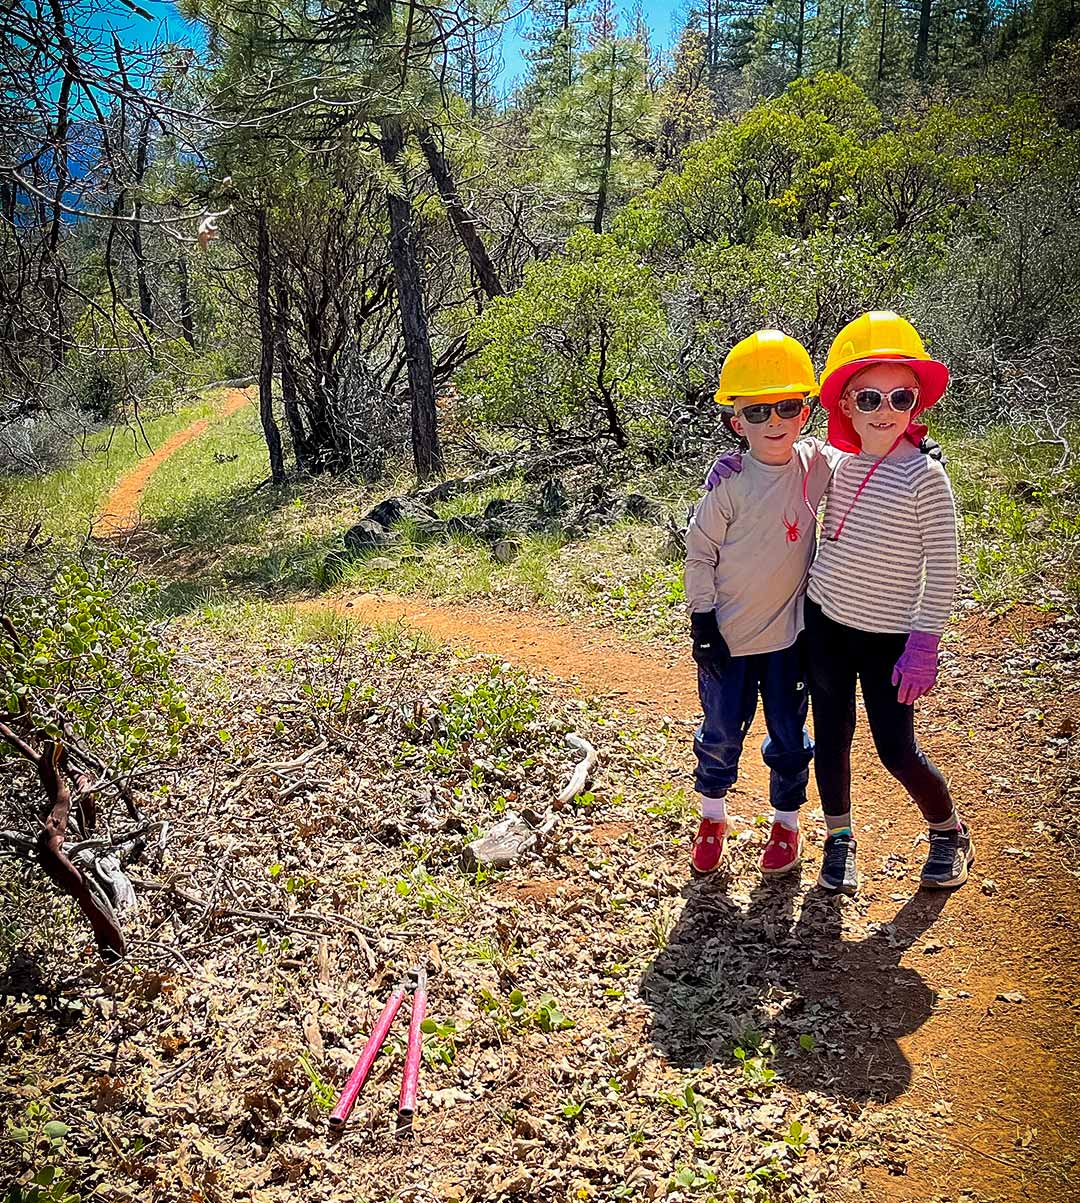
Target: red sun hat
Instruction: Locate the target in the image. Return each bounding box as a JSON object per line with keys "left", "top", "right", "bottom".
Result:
{"left": 818, "top": 312, "right": 950, "bottom": 453}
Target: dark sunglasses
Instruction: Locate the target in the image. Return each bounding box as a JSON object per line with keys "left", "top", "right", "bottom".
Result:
{"left": 737, "top": 397, "right": 806, "bottom": 425}
{"left": 851, "top": 386, "right": 919, "bottom": 413}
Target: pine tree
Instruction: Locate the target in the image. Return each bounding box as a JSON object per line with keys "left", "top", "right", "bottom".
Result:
{"left": 451, "top": 0, "right": 501, "bottom": 115}
{"left": 749, "top": 0, "right": 816, "bottom": 87}
{"left": 588, "top": 0, "right": 617, "bottom": 45}
{"left": 530, "top": 37, "right": 655, "bottom": 231}
{"left": 627, "top": 0, "right": 662, "bottom": 90}
{"left": 656, "top": 23, "right": 717, "bottom": 169}
{"left": 714, "top": 0, "right": 764, "bottom": 75}
{"left": 810, "top": 0, "right": 863, "bottom": 72}
{"left": 524, "top": 0, "right": 583, "bottom": 100}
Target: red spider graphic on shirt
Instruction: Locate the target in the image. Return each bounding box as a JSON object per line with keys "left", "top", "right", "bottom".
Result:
{"left": 782, "top": 513, "right": 801, "bottom": 543}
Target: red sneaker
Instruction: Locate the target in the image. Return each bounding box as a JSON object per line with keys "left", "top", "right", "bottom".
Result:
{"left": 759, "top": 821, "right": 802, "bottom": 877}
{"left": 691, "top": 818, "right": 727, "bottom": 876}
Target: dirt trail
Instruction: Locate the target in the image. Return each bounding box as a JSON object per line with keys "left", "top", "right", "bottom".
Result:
{"left": 324, "top": 593, "right": 697, "bottom": 713}
{"left": 97, "top": 426, "right": 1080, "bottom": 1201}
{"left": 92, "top": 387, "right": 252, "bottom": 537}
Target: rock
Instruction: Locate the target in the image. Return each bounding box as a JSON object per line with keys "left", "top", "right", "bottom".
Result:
{"left": 462, "top": 814, "right": 538, "bottom": 870}
{"left": 410, "top": 518, "right": 449, "bottom": 543}
{"left": 625, "top": 492, "right": 660, "bottom": 522}
{"left": 483, "top": 496, "right": 524, "bottom": 522}
{"left": 447, "top": 515, "right": 482, "bottom": 537}
{"left": 538, "top": 478, "right": 569, "bottom": 515}
{"left": 366, "top": 496, "right": 439, "bottom": 528}
{"left": 343, "top": 519, "right": 398, "bottom": 554}
{"left": 492, "top": 538, "right": 519, "bottom": 564}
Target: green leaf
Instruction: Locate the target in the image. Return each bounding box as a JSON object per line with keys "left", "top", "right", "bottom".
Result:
{"left": 43, "top": 1120, "right": 70, "bottom": 1139}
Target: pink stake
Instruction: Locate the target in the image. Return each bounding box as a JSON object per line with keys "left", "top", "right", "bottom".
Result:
{"left": 329, "top": 983, "right": 406, "bottom": 1131}
{"left": 398, "top": 968, "right": 428, "bottom": 1119}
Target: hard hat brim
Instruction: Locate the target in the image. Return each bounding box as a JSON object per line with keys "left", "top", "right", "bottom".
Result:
{"left": 819, "top": 356, "right": 949, "bottom": 412}
{"left": 715, "top": 385, "right": 815, "bottom": 405}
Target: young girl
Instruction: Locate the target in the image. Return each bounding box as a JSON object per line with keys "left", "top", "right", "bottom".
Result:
{"left": 804, "top": 311, "right": 972, "bottom": 895}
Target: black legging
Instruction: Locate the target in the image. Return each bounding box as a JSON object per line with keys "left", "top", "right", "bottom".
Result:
{"left": 804, "top": 599, "right": 954, "bottom": 825}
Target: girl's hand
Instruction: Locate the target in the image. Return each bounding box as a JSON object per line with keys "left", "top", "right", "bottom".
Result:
{"left": 892, "top": 631, "right": 940, "bottom": 704}
{"left": 704, "top": 453, "right": 743, "bottom": 491}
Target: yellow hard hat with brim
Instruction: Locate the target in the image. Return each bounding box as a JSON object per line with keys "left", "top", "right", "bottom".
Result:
{"left": 819, "top": 311, "right": 949, "bottom": 452}
{"left": 714, "top": 329, "right": 817, "bottom": 406}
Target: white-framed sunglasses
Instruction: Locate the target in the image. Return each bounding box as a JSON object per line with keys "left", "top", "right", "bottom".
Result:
{"left": 847, "top": 386, "right": 920, "bottom": 413}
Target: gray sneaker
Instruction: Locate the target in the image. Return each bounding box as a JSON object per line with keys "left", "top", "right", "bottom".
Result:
{"left": 818, "top": 833, "right": 858, "bottom": 895}
{"left": 921, "top": 822, "right": 975, "bottom": 889}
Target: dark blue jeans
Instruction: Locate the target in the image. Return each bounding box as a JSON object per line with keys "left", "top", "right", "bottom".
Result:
{"left": 693, "top": 638, "right": 813, "bottom": 811}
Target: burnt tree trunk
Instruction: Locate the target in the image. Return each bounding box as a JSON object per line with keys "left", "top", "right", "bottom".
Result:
{"left": 381, "top": 120, "right": 442, "bottom": 479}
{"left": 256, "top": 208, "right": 286, "bottom": 485}
{"left": 593, "top": 43, "right": 617, "bottom": 235}
{"left": 418, "top": 127, "right": 504, "bottom": 299}
{"left": 177, "top": 253, "right": 195, "bottom": 349}
{"left": 132, "top": 117, "right": 153, "bottom": 324}
{"left": 915, "top": 0, "right": 932, "bottom": 79}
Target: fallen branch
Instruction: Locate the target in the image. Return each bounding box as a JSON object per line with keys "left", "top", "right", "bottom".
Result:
{"left": 220, "top": 739, "right": 329, "bottom": 802}
{"left": 464, "top": 732, "right": 599, "bottom": 869}
{"left": 131, "top": 877, "right": 399, "bottom": 968}
{"left": 557, "top": 733, "right": 599, "bottom": 808}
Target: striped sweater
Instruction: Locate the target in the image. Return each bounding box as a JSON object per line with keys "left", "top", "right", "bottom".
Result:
{"left": 807, "top": 444, "right": 959, "bottom": 636}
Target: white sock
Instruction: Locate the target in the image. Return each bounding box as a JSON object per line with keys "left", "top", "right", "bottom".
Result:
{"left": 772, "top": 808, "right": 799, "bottom": 831}
{"left": 699, "top": 794, "right": 727, "bottom": 822}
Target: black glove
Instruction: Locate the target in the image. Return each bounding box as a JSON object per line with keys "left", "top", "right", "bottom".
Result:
{"left": 691, "top": 611, "right": 730, "bottom": 672}
{"left": 919, "top": 435, "right": 945, "bottom": 464}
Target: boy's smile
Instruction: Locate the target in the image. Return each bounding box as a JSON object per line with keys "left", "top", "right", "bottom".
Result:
{"left": 730, "top": 393, "right": 811, "bottom": 465}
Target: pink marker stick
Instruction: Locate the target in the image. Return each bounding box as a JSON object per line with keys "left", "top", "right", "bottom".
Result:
{"left": 329, "top": 985, "right": 405, "bottom": 1130}
{"left": 398, "top": 969, "right": 428, "bottom": 1118}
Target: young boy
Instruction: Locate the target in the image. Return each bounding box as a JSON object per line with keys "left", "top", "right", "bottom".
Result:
{"left": 805, "top": 311, "right": 971, "bottom": 894}
{"left": 685, "top": 330, "right": 837, "bottom": 877}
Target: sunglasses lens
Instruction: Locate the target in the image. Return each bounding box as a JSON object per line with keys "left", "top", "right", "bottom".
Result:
{"left": 775, "top": 398, "right": 804, "bottom": 419}
{"left": 740, "top": 405, "right": 772, "bottom": 424}
{"left": 891, "top": 389, "right": 918, "bottom": 411}
{"left": 854, "top": 389, "right": 883, "bottom": 412}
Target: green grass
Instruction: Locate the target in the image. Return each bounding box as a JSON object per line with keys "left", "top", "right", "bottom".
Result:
{"left": 186, "top": 596, "right": 445, "bottom": 653}
{"left": 140, "top": 399, "right": 268, "bottom": 542}
{"left": 0, "top": 393, "right": 224, "bottom": 540}
{"left": 10, "top": 397, "right": 1076, "bottom": 626}
{"left": 946, "top": 419, "right": 1080, "bottom": 606}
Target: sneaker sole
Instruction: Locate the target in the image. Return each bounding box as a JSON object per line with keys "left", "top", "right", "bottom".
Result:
{"left": 816, "top": 869, "right": 858, "bottom": 896}
{"left": 920, "top": 834, "right": 976, "bottom": 890}
{"left": 760, "top": 837, "right": 803, "bottom": 877}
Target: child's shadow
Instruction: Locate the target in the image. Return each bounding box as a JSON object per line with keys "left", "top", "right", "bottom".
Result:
{"left": 640, "top": 872, "right": 949, "bottom": 1103}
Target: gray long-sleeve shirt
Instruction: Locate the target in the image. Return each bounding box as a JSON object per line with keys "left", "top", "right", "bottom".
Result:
{"left": 684, "top": 439, "right": 841, "bottom": 657}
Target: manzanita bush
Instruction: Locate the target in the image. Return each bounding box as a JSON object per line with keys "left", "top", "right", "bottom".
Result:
{"left": 0, "top": 553, "right": 188, "bottom": 958}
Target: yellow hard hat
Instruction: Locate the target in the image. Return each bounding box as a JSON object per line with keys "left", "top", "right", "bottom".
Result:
{"left": 714, "top": 330, "right": 816, "bottom": 406}
{"left": 820, "top": 310, "right": 949, "bottom": 405}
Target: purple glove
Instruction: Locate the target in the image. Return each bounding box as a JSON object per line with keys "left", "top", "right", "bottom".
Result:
{"left": 892, "top": 631, "right": 940, "bottom": 705}
{"left": 704, "top": 452, "right": 743, "bottom": 491}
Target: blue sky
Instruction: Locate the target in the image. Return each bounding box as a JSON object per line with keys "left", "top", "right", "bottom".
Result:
{"left": 95, "top": 0, "right": 686, "bottom": 94}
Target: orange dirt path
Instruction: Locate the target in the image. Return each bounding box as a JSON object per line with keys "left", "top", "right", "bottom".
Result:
{"left": 321, "top": 592, "right": 697, "bottom": 714}
{"left": 92, "top": 387, "right": 252, "bottom": 536}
